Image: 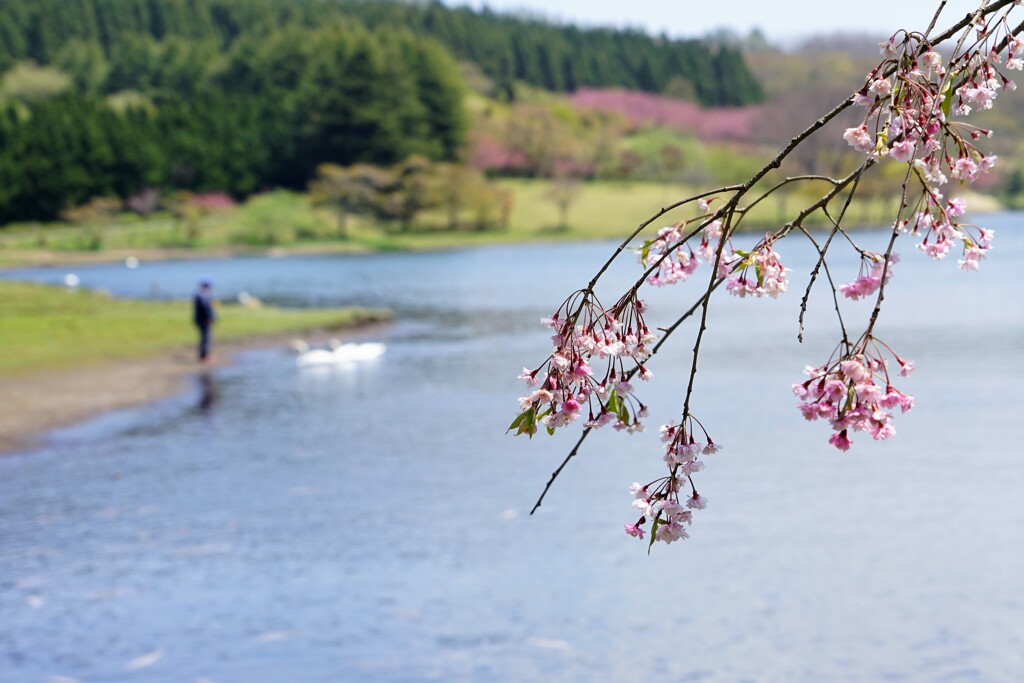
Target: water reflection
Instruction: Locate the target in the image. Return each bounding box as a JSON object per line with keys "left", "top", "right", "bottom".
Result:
{"left": 196, "top": 372, "right": 218, "bottom": 413}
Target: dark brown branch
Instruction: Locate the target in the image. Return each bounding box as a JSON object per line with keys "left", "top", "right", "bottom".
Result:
{"left": 798, "top": 227, "right": 850, "bottom": 346}
{"left": 925, "top": 0, "right": 950, "bottom": 37}
{"left": 797, "top": 161, "right": 871, "bottom": 343}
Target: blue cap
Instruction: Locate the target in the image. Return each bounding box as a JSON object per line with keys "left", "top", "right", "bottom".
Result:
{"left": 200, "top": 277, "right": 212, "bottom": 287}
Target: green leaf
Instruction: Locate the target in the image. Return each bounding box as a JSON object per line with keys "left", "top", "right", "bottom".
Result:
{"left": 507, "top": 407, "right": 537, "bottom": 438}
{"left": 605, "top": 389, "right": 619, "bottom": 415}
{"left": 529, "top": 407, "right": 551, "bottom": 439}
{"left": 874, "top": 133, "right": 886, "bottom": 155}
{"left": 941, "top": 78, "right": 953, "bottom": 119}
{"left": 647, "top": 515, "right": 660, "bottom": 554}
{"left": 640, "top": 241, "right": 652, "bottom": 264}
{"left": 546, "top": 425, "right": 555, "bottom": 436}
{"left": 507, "top": 410, "right": 528, "bottom": 433}
{"left": 843, "top": 384, "right": 856, "bottom": 414}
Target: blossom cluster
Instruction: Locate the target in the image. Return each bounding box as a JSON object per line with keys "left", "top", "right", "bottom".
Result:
{"left": 510, "top": 291, "right": 656, "bottom": 438}
{"left": 722, "top": 239, "right": 791, "bottom": 298}
{"left": 903, "top": 191, "right": 994, "bottom": 270}
{"left": 639, "top": 218, "right": 792, "bottom": 301}
{"left": 844, "top": 24, "right": 1020, "bottom": 269}
{"left": 793, "top": 339, "right": 915, "bottom": 451}
{"left": 839, "top": 252, "right": 898, "bottom": 300}
{"left": 638, "top": 217, "right": 723, "bottom": 287}
{"left": 624, "top": 416, "right": 719, "bottom": 545}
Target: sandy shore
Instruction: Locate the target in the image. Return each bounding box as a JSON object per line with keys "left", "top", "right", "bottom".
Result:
{"left": 0, "top": 327, "right": 382, "bottom": 455}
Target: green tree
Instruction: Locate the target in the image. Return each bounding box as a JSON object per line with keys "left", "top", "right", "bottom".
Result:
{"left": 53, "top": 40, "right": 110, "bottom": 94}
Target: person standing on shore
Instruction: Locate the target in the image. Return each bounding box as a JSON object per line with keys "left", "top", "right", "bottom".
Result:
{"left": 193, "top": 278, "right": 216, "bottom": 363}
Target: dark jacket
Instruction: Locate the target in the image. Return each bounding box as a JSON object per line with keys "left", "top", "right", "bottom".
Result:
{"left": 193, "top": 292, "right": 215, "bottom": 328}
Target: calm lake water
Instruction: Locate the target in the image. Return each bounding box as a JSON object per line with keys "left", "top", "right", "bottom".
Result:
{"left": 2, "top": 215, "right": 1023, "bottom": 682}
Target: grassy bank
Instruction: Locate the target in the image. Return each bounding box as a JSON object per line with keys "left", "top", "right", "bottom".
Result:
{"left": 0, "top": 182, "right": 1007, "bottom": 268}
{"left": 0, "top": 281, "right": 391, "bottom": 375}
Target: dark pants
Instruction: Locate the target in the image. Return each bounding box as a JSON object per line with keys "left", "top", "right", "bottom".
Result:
{"left": 197, "top": 324, "right": 211, "bottom": 360}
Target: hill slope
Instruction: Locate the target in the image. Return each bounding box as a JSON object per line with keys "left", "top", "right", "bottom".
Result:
{"left": 0, "top": 0, "right": 763, "bottom": 106}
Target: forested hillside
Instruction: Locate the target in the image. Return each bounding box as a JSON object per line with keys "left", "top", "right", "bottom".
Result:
{"left": 0, "top": 0, "right": 763, "bottom": 106}
{"left": 0, "top": 0, "right": 767, "bottom": 223}
{"left": 0, "top": 19, "right": 466, "bottom": 222}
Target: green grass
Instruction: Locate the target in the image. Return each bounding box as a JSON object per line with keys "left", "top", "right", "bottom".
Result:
{"left": 0, "top": 181, "right": 1002, "bottom": 267}
{"left": 0, "top": 191, "right": 342, "bottom": 255}
{"left": 0, "top": 281, "right": 391, "bottom": 375}
{"left": 410, "top": 178, "right": 906, "bottom": 243}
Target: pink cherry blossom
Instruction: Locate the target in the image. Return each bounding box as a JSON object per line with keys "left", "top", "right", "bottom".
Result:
{"left": 921, "top": 50, "right": 944, "bottom": 71}
{"left": 797, "top": 337, "right": 914, "bottom": 451}
{"left": 843, "top": 125, "right": 875, "bottom": 153}
{"left": 958, "top": 246, "right": 988, "bottom": 271}
{"left": 959, "top": 84, "right": 997, "bottom": 110}
{"left": 890, "top": 139, "right": 916, "bottom": 163}
{"left": 840, "top": 359, "right": 871, "bottom": 382}
{"left": 869, "top": 77, "right": 893, "bottom": 97}
{"left": 655, "top": 519, "right": 689, "bottom": 543}
{"left": 947, "top": 196, "right": 967, "bottom": 217}
{"left": 840, "top": 253, "right": 898, "bottom": 300}
{"left": 829, "top": 430, "right": 853, "bottom": 451}
{"left": 726, "top": 242, "right": 791, "bottom": 299}
{"left": 870, "top": 417, "right": 896, "bottom": 440}
{"left": 952, "top": 157, "right": 979, "bottom": 181}
{"left": 977, "top": 154, "right": 998, "bottom": 173}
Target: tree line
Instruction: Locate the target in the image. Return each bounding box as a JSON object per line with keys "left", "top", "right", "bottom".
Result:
{"left": 0, "top": 0, "right": 763, "bottom": 107}
{"left": 0, "top": 22, "right": 466, "bottom": 223}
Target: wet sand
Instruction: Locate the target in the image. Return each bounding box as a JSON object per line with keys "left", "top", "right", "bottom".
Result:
{"left": 0, "top": 328, "right": 380, "bottom": 455}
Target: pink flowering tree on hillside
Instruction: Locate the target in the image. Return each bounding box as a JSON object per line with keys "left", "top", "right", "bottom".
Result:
{"left": 509, "top": 0, "right": 1023, "bottom": 550}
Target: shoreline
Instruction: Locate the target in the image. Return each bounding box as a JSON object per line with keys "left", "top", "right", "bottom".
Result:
{"left": 0, "top": 229, "right": 630, "bottom": 270}
{"left": 1, "top": 205, "right": 1015, "bottom": 271}
{"left": 0, "top": 243, "right": 376, "bottom": 270}
{"left": 0, "top": 324, "right": 387, "bottom": 456}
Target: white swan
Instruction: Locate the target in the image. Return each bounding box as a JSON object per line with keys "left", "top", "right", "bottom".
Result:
{"left": 328, "top": 339, "right": 387, "bottom": 361}
{"left": 291, "top": 339, "right": 386, "bottom": 367}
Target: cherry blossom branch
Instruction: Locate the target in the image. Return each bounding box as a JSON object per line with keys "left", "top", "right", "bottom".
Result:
{"left": 530, "top": 164, "right": 879, "bottom": 513}
{"left": 679, "top": 217, "right": 732, "bottom": 420}
{"left": 561, "top": 3, "right": 1015, "bottom": 311}
{"left": 797, "top": 160, "right": 874, "bottom": 343}
{"left": 514, "top": 0, "right": 1020, "bottom": 547}
{"left": 925, "top": 0, "right": 950, "bottom": 38}
{"left": 529, "top": 277, "right": 728, "bottom": 514}
{"left": 731, "top": 174, "right": 844, "bottom": 224}
{"left": 588, "top": 2, "right": 1016, "bottom": 299}
{"left": 863, "top": 164, "right": 917, "bottom": 340}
